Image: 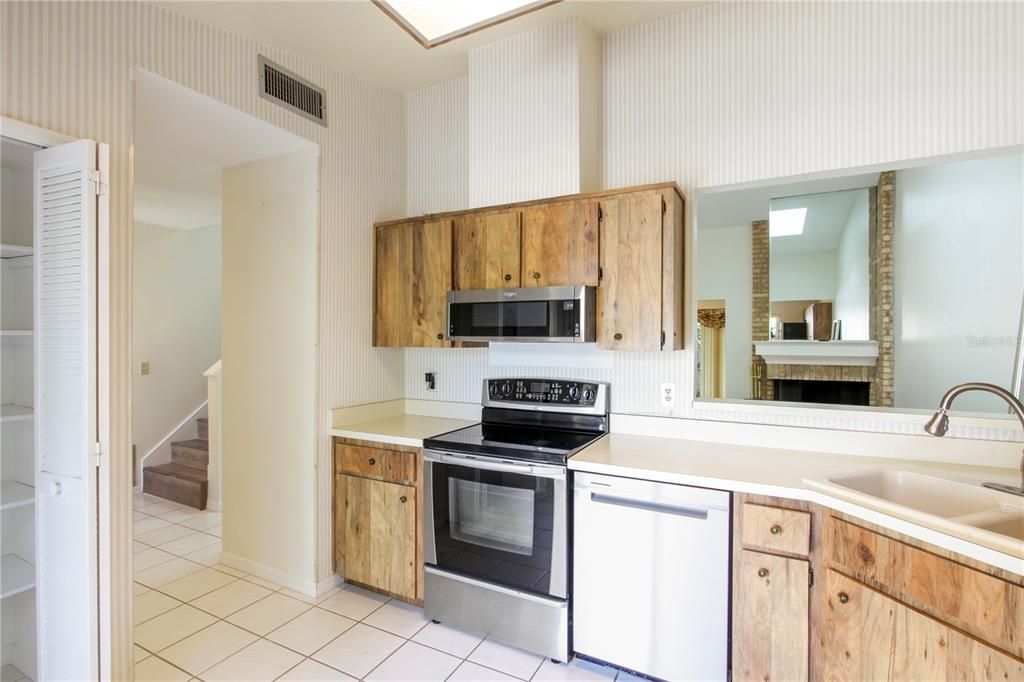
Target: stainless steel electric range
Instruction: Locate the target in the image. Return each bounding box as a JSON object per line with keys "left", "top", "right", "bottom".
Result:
{"left": 422, "top": 378, "right": 610, "bottom": 662}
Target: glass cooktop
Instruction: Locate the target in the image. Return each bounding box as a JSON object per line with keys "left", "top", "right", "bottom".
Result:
{"left": 423, "top": 423, "right": 605, "bottom": 465}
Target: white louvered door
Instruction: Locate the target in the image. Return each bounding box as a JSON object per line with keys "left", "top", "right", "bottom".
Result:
{"left": 33, "top": 139, "right": 102, "bottom": 681}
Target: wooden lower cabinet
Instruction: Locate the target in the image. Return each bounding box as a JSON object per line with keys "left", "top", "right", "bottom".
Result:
{"left": 333, "top": 438, "right": 422, "bottom": 604}
{"left": 733, "top": 550, "right": 810, "bottom": 682}
{"left": 820, "top": 569, "right": 1024, "bottom": 680}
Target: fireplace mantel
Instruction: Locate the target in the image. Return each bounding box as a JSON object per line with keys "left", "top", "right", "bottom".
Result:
{"left": 754, "top": 340, "right": 880, "bottom": 366}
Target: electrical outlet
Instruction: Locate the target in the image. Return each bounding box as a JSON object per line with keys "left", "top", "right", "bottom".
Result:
{"left": 140, "top": 362, "right": 150, "bottom": 376}
{"left": 660, "top": 382, "right": 675, "bottom": 408}
{"left": 425, "top": 372, "right": 437, "bottom": 391}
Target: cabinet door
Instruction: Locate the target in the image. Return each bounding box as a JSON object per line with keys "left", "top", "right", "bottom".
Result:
{"left": 520, "top": 200, "right": 599, "bottom": 287}
{"left": 335, "top": 475, "right": 417, "bottom": 600}
{"left": 453, "top": 210, "right": 521, "bottom": 289}
{"left": 734, "top": 550, "right": 809, "bottom": 682}
{"left": 409, "top": 219, "right": 452, "bottom": 346}
{"left": 820, "top": 569, "right": 1024, "bottom": 680}
{"left": 597, "top": 192, "right": 663, "bottom": 350}
{"left": 374, "top": 222, "right": 412, "bottom": 347}
{"left": 374, "top": 220, "right": 451, "bottom": 347}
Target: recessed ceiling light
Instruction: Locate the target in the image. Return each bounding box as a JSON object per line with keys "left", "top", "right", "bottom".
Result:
{"left": 769, "top": 207, "right": 807, "bottom": 237}
{"left": 374, "top": 0, "right": 561, "bottom": 49}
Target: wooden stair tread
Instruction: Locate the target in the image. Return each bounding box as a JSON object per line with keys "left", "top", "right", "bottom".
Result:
{"left": 172, "top": 438, "right": 208, "bottom": 451}
{"left": 145, "top": 462, "right": 208, "bottom": 483}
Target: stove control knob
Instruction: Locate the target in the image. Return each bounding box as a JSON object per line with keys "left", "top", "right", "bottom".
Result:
{"left": 569, "top": 385, "right": 581, "bottom": 399}
{"left": 489, "top": 383, "right": 499, "bottom": 397}
{"left": 501, "top": 382, "right": 512, "bottom": 396}
{"left": 583, "top": 388, "right": 595, "bottom": 402}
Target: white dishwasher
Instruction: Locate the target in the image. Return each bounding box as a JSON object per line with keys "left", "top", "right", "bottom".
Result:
{"left": 572, "top": 472, "right": 731, "bottom": 681}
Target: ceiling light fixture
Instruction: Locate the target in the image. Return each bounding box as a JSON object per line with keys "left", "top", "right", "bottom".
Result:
{"left": 769, "top": 207, "right": 807, "bottom": 237}
{"left": 374, "top": 0, "right": 562, "bottom": 49}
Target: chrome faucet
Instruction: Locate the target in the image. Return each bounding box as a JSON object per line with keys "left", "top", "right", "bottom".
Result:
{"left": 924, "top": 382, "right": 1024, "bottom": 497}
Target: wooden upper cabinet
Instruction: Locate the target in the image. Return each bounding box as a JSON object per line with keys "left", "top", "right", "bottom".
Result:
{"left": 520, "top": 200, "right": 599, "bottom": 287}
{"left": 598, "top": 191, "right": 664, "bottom": 350}
{"left": 453, "top": 210, "right": 521, "bottom": 290}
{"left": 373, "top": 219, "right": 452, "bottom": 347}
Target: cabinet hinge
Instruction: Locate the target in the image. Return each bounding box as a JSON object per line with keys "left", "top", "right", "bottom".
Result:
{"left": 808, "top": 567, "right": 814, "bottom": 588}
{"left": 660, "top": 330, "right": 666, "bottom": 348}
{"left": 597, "top": 205, "right": 603, "bottom": 222}
{"left": 661, "top": 197, "right": 667, "bottom": 216}
{"left": 598, "top": 266, "right": 603, "bottom": 281}
{"left": 92, "top": 441, "right": 103, "bottom": 469}
{"left": 89, "top": 169, "right": 108, "bottom": 196}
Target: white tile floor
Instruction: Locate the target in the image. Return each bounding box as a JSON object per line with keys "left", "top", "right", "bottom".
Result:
{"left": 133, "top": 493, "right": 629, "bottom": 682}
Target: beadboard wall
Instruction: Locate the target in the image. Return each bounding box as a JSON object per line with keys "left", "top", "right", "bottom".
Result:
{"left": 407, "top": 77, "right": 468, "bottom": 215}
{"left": 468, "top": 17, "right": 600, "bottom": 207}
{"left": 1, "top": 1, "right": 405, "bottom": 668}
{"left": 404, "top": 1, "right": 1024, "bottom": 439}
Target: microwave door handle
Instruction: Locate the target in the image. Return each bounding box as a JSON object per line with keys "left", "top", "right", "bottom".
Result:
{"left": 424, "top": 450, "right": 565, "bottom": 479}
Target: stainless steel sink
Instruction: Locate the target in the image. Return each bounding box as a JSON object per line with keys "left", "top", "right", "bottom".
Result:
{"left": 823, "top": 470, "right": 1007, "bottom": 518}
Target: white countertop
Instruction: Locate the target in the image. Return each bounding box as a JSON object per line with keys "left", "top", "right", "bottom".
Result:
{"left": 570, "top": 434, "right": 1024, "bottom": 574}
{"left": 329, "top": 414, "right": 475, "bottom": 448}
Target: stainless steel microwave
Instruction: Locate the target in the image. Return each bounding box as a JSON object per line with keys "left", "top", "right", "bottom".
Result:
{"left": 447, "top": 285, "right": 596, "bottom": 343}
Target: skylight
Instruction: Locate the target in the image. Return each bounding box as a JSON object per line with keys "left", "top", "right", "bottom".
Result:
{"left": 769, "top": 207, "right": 807, "bottom": 237}
{"left": 375, "top": 0, "right": 559, "bottom": 48}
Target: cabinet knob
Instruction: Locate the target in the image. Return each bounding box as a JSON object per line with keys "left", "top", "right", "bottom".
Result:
{"left": 614, "top": 333, "right": 623, "bottom": 341}
{"left": 436, "top": 333, "right": 443, "bottom": 340}
{"left": 532, "top": 272, "right": 541, "bottom": 280}
{"left": 504, "top": 273, "right": 512, "bottom": 282}
{"left": 399, "top": 496, "right": 407, "bottom": 503}
{"left": 757, "top": 568, "right": 769, "bottom": 578}
{"left": 770, "top": 524, "right": 783, "bottom": 535}
{"left": 368, "top": 458, "right": 376, "bottom": 465}
{"left": 837, "top": 592, "right": 849, "bottom": 604}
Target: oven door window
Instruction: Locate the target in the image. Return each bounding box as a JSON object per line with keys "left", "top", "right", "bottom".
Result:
{"left": 431, "top": 462, "right": 556, "bottom": 596}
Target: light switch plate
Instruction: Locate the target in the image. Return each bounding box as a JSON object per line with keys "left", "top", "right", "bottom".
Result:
{"left": 140, "top": 362, "right": 150, "bottom": 376}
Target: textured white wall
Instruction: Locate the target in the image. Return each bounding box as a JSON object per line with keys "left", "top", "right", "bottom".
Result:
{"left": 407, "top": 0, "right": 1024, "bottom": 422}
{"left": 894, "top": 152, "right": 1024, "bottom": 413}
{"left": 833, "top": 190, "right": 870, "bottom": 340}
{"left": 407, "top": 78, "right": 468, "bottom": 215}
{"left": 132, "top": 222, "right": 221, "bottom": 463}
{"left": 696, "top": 225, "right": 753, "bottom": 400}
{"left": 468, "top": 17, "right": 593, "bottom": 206}
{"left": 770, "top": 251, "right": 837, "bottom": 303}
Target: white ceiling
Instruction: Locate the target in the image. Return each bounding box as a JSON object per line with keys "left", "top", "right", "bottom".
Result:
{"left": 134, "top": 70, "right": 316, "bottom": 229}
{"left": 770, "top": 189, "right": 866, "bottom": 255}
{"left": 157, "top": 0, "right": 708, "bottom": 92}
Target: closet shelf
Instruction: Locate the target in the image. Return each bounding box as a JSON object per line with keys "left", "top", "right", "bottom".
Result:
{"left": 1, "top": 554, "right": 35, "bottom": 599}
{"left": 0, "top": 404, "right": 34, "bottom": 422}
{"left": 0, "top": 480, "right": 34, "bottom": 511}
{"left": 0, "top": 243, "right": 33, "bottom": 259}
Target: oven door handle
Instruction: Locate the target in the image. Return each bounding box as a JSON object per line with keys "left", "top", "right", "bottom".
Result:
{"left": 424, "top": 449, "right": 566, "bottom": 479}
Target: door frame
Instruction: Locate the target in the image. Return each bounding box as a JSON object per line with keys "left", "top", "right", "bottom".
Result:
{"left": 2, "top": 116, "right": 115, "bottom": 677}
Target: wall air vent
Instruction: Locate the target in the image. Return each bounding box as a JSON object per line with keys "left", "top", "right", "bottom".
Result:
{"left": 258, "top": 55, "right": 326, "bottom": 126}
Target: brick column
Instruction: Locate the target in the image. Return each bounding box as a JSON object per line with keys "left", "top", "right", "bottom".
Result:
{"left": 751, "top": 220, "right": 770, "bottom": 400}
{"left": 871, "top": 172, "right": 895, "bottom": 407}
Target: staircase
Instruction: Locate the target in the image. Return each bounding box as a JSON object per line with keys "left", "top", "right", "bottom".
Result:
{"left": 143, "top": 417, "right": 209, "bottom": 510}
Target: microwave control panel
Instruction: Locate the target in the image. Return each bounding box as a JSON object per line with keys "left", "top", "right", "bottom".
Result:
{"left": 487, "top": 378, "right": 600, "bottom": 406}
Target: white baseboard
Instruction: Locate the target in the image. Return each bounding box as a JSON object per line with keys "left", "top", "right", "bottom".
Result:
{"left": 219, "top": 551, "right": 317, "bottom": 597}
{"left": 206, "top": 500, "right": 222, "bottom": 512}
{"left": 317, "top": 573, "right": 343, "bottom": 597}
{"left": 2, "top": 643, "right": 36, "bottom": 681}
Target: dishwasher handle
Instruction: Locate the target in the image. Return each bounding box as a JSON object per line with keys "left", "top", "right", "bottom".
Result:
{"left": 589, "top": 492, "right": 709, "bottom": 520}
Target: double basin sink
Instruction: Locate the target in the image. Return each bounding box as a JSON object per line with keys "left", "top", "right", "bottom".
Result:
{"left": 806, "top": 469, "right": 1024, "bottom": 554}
